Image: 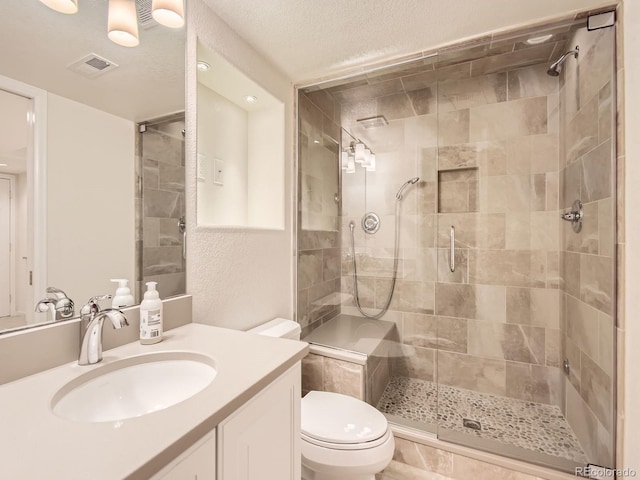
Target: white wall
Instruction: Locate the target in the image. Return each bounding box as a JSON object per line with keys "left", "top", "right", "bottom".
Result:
{"left": 197, "top": 83, "right": 248, "bottom": 225}
{"left": 248, "top": 105, "right": 285, "bottom": 228}
{"left": 14, "top": 173, "right": 27, "bottom": 314}
{"left": 623, "top": 0, "right": 640, "bottom": 471}
{"left": 46, "top": 93, "right": 135, "bottom": 308}
{"left": 186, "top": 0, "right": 294, "bottom": 330}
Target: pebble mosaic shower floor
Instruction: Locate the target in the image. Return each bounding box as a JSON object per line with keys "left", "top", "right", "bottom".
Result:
{"left": 377, "top": 376, "right": 588, "bottom": 464}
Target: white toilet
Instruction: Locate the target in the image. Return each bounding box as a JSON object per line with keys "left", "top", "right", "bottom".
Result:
{"left": 248, "top": 318, "right": 395, "bottom": 480}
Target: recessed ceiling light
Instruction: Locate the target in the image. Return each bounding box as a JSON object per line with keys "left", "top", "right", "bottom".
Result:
{"left": 526, "top": 34, "right": 553, "bottom": 45}
{"left": 244, "top": 95, "right": 257, "bottom": 103}
{"left": 313, "top": 140, "right": 320, "bottom": 144}
{"left": 197, "top": 61, "right": 211, "bottom": 71}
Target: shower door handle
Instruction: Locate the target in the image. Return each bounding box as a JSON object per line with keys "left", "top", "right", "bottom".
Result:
{"left": 449, "top": 226, "right": 455, "bottom": 273}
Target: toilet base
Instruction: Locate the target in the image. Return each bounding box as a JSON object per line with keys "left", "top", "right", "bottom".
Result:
{"left": 302, "top": 464, "right": 375, "bottom": 480}
{"left": 301, "top": 429, "right": 394, "bottom": 480}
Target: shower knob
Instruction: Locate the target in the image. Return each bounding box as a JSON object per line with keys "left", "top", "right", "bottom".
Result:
{"left": 361, "top": 212, "right": 381, "bottom": 234}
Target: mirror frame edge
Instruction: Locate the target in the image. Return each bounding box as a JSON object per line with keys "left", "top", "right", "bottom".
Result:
{"left": 0, "top": 73, "right": 47, "bottom": 331}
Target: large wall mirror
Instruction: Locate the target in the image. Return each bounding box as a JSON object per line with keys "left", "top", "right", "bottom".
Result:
{"left": 0, "top": 1, "right": 185, "bottom": 334}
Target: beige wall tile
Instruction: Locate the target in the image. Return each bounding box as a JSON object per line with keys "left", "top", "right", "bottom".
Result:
{"left": 564, "top": 201, "right": 599, "bottom": 254}
{"left": 598, "top": 197, "right": 614, "bottom": 257}
{"left": 437, "top": 213, "right": 506, "bottom": 249}
{"left": 437, "top": 248, "right": 468, "bottom": 284}
{"left": 468, "top": 321, "right": 546, "bottom": 365}
{"left": 395, "top": 345, "right": 436, "bottom": 381}
{"left": 505, "top": 362, "right": 563, "bottom": 405}
{"left": 469, "top": 97, "right": 547, "bottom": 142}
{"left": 530, "top": 211, "right": 559, "bottom": 250}
{"left": 581, "top": 139, "right": 612, "bottom": 203}
{"left": 578, "top": 28, "right": 614, "bottom": 109}
{"left": 393, "top": 437, "right": 454, "bottom": 476}
{"left": 438, "top": 351, "right": 506, "bottom": 396}
{"left": 580, "top": 253, "right": 612, "bottom": 314}
{"left": 546, "top": 328, "right": 561, "bottom": 367}
{"left": 581, "top": 351, "right": 612, "bottom": 432}
{"left": 506, "top": 287, "right": 560, "bottom": 329}
{"left": 546, "top": 172, "right": 559, "bottom": 211}
{"left": 468, "top": 250, "right": 546, "bottom": 288}
{"left": 470, "top": 44, "right": 554, "bottom": 77}
{"left": 507, "top": 64, "right": 558, "bottom": 100}
{"left": 565, "top": 380, "right": 598, "bottom": 460}
{"left": 323, "top": 357, "right": 365, "bottom": 400}
{"left": 599, "top": 81, "right": 613, "bottom": 144}
{"left": 435, "top": 283, "right": 506, "bottom": 322}
{"left": 565, "top": 95, "right": 598, "bottom": 165}
{"left": 566, "top": 293, "right": 599, "bottom": 361}
{"left": 438, "top": 109, "right": 470, "bottom": 146}
{"left": 438, "top": 73, "right": 507, "bottom": 112}
{"left": 565, "top": 336, "right": 582, "bottom": 392}
{"left": 561, "top": 251, "right": 581, "bottom": 298}
{"left": 403, "top": 313, "right": 438, "bottom": 349}
{"left": 301, "top": 353, "right": 324, "bottom": 394}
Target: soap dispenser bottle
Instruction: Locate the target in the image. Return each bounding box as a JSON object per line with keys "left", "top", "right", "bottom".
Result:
{"left": 110, "top": 279, "right": 134, "bottom": 308}
{"left": 140, "top": 281, "right": 163, "bottom": 344}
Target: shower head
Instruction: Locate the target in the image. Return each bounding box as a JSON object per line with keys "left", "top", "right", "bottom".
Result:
{"left": 547, "top": 45, "right": 579, "bottom": 76}
{"left": 395, "top": 177, "right": 420, "bottom": 200}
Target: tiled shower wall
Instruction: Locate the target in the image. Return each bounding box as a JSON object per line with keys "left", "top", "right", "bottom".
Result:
{"left": 559, "top": 26, "right": 615, "bottom": 467}
{"left": 337, "top": 57, "right": 565, "bottom": 406}
{"left": 297, "top": 93, "right": 342, "bottom": 335}
{"left": 135, "top": 119, "right": 186, "bottom": 301}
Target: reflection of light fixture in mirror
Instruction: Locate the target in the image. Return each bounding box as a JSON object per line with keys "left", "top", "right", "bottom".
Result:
{"left": 354, "top": 142, "right": 365, "bottom": 163}
{"left": 197, "top": 61, "right": 211, "bottom": 71}
{"left": 0, "top": 163, "right": 8, "bottom": 167}
{"left": 38, "top": 0, "right": 78, "bottom": 14}
{"left": 244, "top": 95, "right": 257, "bottom": 103}
{"left": 152, "top": 0, "right": 185, "bottom": 28}
{"left": 366, "top": 154, "right": 376, "bottom": 172}
{"left": 526, "top": 34, "right": 553, "bottom": 45}
{"left": 108, "top": 0, "right": 139, "bottom": 47}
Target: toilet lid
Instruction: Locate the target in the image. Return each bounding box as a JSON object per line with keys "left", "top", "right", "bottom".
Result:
{"left": 301, "top": 391, "right": 388, "bottom": 444}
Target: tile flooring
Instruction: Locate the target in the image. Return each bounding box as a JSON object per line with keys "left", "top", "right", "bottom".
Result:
{"left": 377, "top": 376, "right": 588, "bottom": 464}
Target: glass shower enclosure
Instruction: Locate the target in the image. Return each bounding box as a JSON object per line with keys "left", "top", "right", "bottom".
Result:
{"left": 297, "top": 12, "right": 617, "bottom": 474}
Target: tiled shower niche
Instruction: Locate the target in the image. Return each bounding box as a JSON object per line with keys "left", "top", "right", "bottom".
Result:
{"left": 297, "top": 12, "right": 617, "bottom": 474}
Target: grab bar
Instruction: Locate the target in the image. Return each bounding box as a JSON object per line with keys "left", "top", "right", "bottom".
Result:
{"left": 449, "top": 225, "right": 455, "bottom": 273}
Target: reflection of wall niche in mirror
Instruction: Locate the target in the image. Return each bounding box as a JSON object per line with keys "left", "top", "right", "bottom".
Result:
{"left": 0, "top": 1, "right": 185, "bottom": 334}
{"left": 196, "top": 41, "right": 285, "bottom": 229}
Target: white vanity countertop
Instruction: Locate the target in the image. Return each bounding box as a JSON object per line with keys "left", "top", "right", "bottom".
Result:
{"left": 0, "top": 323, "right": 309, "bottom": 480}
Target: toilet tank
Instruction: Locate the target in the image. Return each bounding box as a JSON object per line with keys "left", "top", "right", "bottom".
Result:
{"left": 247, "top": 318, "right": 301, "bottom": 340}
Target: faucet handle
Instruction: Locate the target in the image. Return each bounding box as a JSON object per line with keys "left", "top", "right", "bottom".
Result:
{"left": 80, "top": 295, "right": 112, "bottom": 320}
{"left": 46, "top": 286, "right": 69, "bottom": 300}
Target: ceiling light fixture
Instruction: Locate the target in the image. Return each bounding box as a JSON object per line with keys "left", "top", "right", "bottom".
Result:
{"left": 108, "top": 0, "right": 140, "bottom": 47}
{"left": 526, "top": 34, "right": 553, "bottom": 45}
{"left": 151, "top": 0, "right": 185, "bottom": 28}
{"left": 38, "top": 0, "right": 78, "bottom": 14}
{"left": 244, "top": 95, "right": 257, "bottom": 103}
{"left": 196, "top": 61, "right": 211, "bottom": 71}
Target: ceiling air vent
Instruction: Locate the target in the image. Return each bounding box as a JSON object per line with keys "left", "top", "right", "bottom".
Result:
{"left": 135, "top": 0, "right": 156, "bottom": 29}
{"left": 67, "top": 54, "right": 119, "bottom": 79}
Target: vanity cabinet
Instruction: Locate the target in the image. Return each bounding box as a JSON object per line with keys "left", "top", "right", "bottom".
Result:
{"left": 217, "top": 363, "right": 301, "bottom": 480}
{"left": 153, "top": 431, "right": 216, "bottom": 480}
{"left": 152, "top": 362, "right": 301, "bottom": 480}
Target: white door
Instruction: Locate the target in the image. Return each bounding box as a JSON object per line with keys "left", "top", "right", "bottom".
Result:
{"left": 0, "top": 178, "right": 11, "bottom": 317}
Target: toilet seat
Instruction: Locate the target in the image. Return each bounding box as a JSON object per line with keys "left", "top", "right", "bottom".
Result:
{"left": 301, "top": 391, "right": 389, "bottom": 448}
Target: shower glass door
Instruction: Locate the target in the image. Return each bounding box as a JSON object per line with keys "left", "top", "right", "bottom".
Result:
{"left": 434, "top": 17, "right": 617, "bottom": 473}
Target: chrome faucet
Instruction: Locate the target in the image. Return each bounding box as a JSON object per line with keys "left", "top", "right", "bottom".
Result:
{"left": 78, "top": 295, "right": 129, "bottom": 366}
{"left": 35, "top": 287, "right": 75, "bottom": 321}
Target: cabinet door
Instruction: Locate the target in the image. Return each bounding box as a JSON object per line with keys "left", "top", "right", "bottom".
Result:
{"left": 218, "top": 363, "right": 301, "bottom": 480}
{"left": 153, "top": 431, "right": 216, "bottom": 480}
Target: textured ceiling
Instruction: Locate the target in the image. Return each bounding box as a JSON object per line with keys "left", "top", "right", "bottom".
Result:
{"left": 0, "top": 1, "right": 184, "bottom": 121}
{"left": 202, "top": 0, "right": 614, "bottom": 83}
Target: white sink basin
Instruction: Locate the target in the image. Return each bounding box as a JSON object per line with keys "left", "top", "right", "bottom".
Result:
{"left": 52, "top": 352, "right": 217, "bottom": 423}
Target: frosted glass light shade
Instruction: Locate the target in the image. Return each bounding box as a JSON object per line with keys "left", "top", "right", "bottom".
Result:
{"left": 152, "top": 0, "right": 185, "bottom": 28}
{"left": 39, "top": 0, "right": 78, "bottom": 14}
{"left": 366, "top": 154, "right": 376, "bottom": 172}
{"left": 108, "top": 0, "right": 139, "bottom": 47}
{"left": 346, "top": 156, "right": 356, "bottom": 173}
{"left": 354, "top": 142, "right": 365, "bottom": 163}
{"left": 341, "top": 152, "right": 349, "bottom": 170}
